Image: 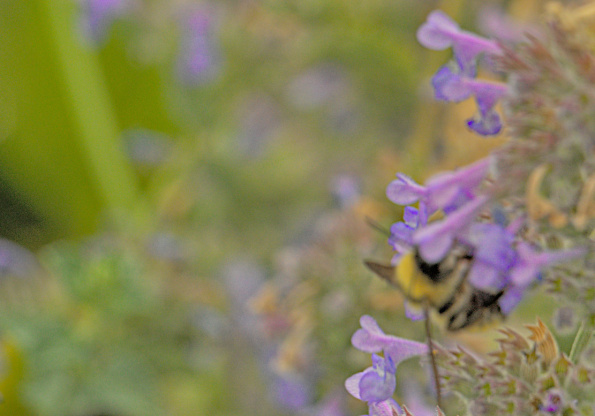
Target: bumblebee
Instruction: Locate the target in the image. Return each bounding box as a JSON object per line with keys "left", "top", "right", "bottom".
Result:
{"left": 365, "top": 245, "right": 504, "bottom": 331}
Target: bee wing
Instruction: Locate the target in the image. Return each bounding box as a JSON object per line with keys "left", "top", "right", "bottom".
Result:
{"left": 364, "top": 260, "right": 399, "bottom": 288}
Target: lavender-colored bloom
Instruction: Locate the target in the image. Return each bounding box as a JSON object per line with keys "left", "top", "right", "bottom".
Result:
{"left": 478, "top": 5, "right": 538, "bottom": 43}
{"left": 432, "top": 65, "right": 508, "bottom": 136}
{"left": 351, "top": 315, "right": 428, "bottom": 363}
{"left": 424, "top": 157, "right": 491, "bottom": 211}
{"left": 79, "top": 0, "right": 129, "bottom": 45}
{"left": 541, "top": 389, "right": 563, "bottom": 413}
{"left": 386, "top": 173, "right": 427, "bottom": 206}
{"left": 417, "top": 10, "right": 501, "bottom": 76}
{"left": 413, "top": 195, "right": 489, "bottom": 263}
{"left": 464, "top": 223, "right": 516, "bottom": 291}
{"left": 177, "top": 8, "right": 221, "bottom": 85}
{"left": 388, "top": 204, "right": 428, "bottom": 260}
{"left": 510, "top": 244, "right": 586, "bottom": 288}
{"left": 367, "top": 399, "right": 403, "bottom": 416}
{"left": 273, "top": 373, "right": 312, "bottom": 410}
{"left": 346, "top": 316, "right": 426, "bottom": 415}
{"left": 404, "top": 302, "right": 426, "bottom": 321}
{"left": 331, "top": 175, "right": 361, "bottom": 209}
{"left": 0, "top": 238, "right": 38, "bottom": 276}
{"left": 387, "top": 159, "right": 490, "bottom": 214}
{"left": 499, "top": 244, "right": 586, "bottom": 314}
{"left": 345, "top": 354, "right": 396, "bottom": 402}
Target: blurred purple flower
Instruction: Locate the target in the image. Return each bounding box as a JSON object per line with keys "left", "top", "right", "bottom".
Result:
{"left": 413, "top": 195, "right": 489, "bottom": 263}
{"left": 387, "top": 158, "right": 490, "bottom": 212}
{"left": 540, "top": 389, "right": 564, "bottom": 413}
{"left": 417, "top": 10, "right": 501, "bottom": 76}
{"left": 388, "top": 204, "right": 428, "bottom": 261}
{"left": 478, "top": 5, "right": 538, "bottom": 43}
{"left": 351, "top": 315, "right": 428, "bottom": 365}
{"left": 0, "top": 238, "right": 38, "bottom": 276}
{"left": 464, "top": 223, "right": 516, "bottom": 291}
{"left": 424, "top": 157, "right": 491, "bottom": 211}
{"left": 272, "top": 373, "right": 312, "bottom": 410}
{"left": 432, "top": 65, "right": 507, "bottom": 135}
{"left": 346, "top": 316, "right": 426, "bottom": 415}
{"left": 345, "top": 354, "right": 396, "bottom": 402}
{"left": 367, "top": 398, "right": 402, "bottom": 416}
{"left": 79, "top": 0, "right": 129, "bottom": 45}
{"left": 331, "top": 174, "right": 361, "bottom": 209}
{"left": 499, "top": 244, "right": 586, "bottom": 313}
{"left": 177, "top": 8, "right": 221, "bottom": 85}
{"left": 386, "top": 173, "right": 426, "bottom": 206}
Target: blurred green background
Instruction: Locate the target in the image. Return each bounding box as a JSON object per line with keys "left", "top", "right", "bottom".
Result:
{"left": 0, "top": 0, "right": 558, "bottom": 415}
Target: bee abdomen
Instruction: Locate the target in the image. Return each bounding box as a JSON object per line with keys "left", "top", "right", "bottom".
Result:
{"left": 445, "top": 288, "right": 504, "bottom": 331}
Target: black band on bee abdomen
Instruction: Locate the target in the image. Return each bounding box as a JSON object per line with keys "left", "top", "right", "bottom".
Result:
{"left": 446, "top": 289, "right": 504, "bottom": 331}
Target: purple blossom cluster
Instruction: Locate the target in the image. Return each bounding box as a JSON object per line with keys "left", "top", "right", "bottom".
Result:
{"left": 346, "top": 7, "right": 595, "bottom": 414}
{"left": 386, "top": 157, "right": 584, "bottom": 315}
{"left": 345, "top": 316, "right": 428, "bottom": 416}
{"left": 417, "top": 11, "right": 508, "bottom": 135}
{"left": 176, "top": 7, "right": 222, "bottom": 86}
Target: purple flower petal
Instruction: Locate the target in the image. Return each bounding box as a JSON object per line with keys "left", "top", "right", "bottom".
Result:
{"left": 467, "top": 108, "right": 502, "bottom": 135}
{"left": 404, "top": 301, "right": 426, "bottom": 321}
{"left": 418, "top": 10, "right": 501, "bottom": 76}
{"left": 414, "top": 195, "right": 489, "bottom": 263}
{"left": 417, "top": 10, "right": 461, "bottom": 50}
{"left": 368, "top": 399, "right": 403, "bottom": 416}
{"left": 177, "top": 8, "right": 221, "bottom": 85}
{"left": 432, "top": 65, "right": 472, "bottom": 102}
{"left": 386, "top": 174, "right": 426, "bottom": 206}
{"left": 403, "top": 206, "right": 420, "bottom": 227}
{"left": 352, "top": 316, "right": 428, "bottom": 363}
{"left": 359, "top": 355, "right": 396, "bottom": 402}
{"left": 425, "top": 158, "right": 491, "bottom": 210}
{"left": 345, "top": 372, "right": 365, "bottom": 400}
{"left": 498, "top": 285, "right": 525, "bottom": 315}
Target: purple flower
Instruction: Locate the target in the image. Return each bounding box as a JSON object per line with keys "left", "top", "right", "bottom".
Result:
{"left": 387, "top": 158, "right": 490, "bottom": 213}
{"left": 177, "top": 8, "right": 221, "bottom": 85}
{"left": 367, "top": 399, "right": 403, "bottom": 416}
{"left": 464, "top": 223, "right": 516, "bottom": 291}
{"left": 478, "top": 6, "right": 538, "bottom": 43}
{"left": 417, "top": 10, "right": 501, "bottom": 76}
{"left": 386, "top": 173, "right": 427, "bottom": 206}
{"left": 388, "top": 204, "right": 428, "bottom": 261}
{"left": 79, "top": 0, "right": 129, "bottom": 45}
{"left": 432, "top": 65, "right": 508, "bottom": 136}
{"left": 0, "top": 238, "right": 39, "bottom": 276}
{"left": 272, "top": 373, "right": 312, "bottom": 410}
{"left": 499, "top": 244, "right": 586, "bottom": 314}
{"left": 346, "top": 316, "right": 427, "bottom": 415}
{"left": 345, "top": 354, "right": 396, "bottom": 402}
{"left": 423, "top": 157, "right": 491, "bottom": 211}
{"left": 351, "top": 315, "right": 429, "bottom": 361}
{"left": 540, "top": 389, "right": 563, "bottom": 413}
{"left": 413, "top": 195, "right": 489, "bottom": 263}
{"left": 331, "top": 174, "right": 361, "bottom": 209}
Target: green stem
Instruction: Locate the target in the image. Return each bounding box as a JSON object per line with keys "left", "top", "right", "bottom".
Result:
{"left": 37, "top": 0, "right": 143, "bottom": 218}
{"left": 569, "top": 320, "right": 594, "bottom": 363}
